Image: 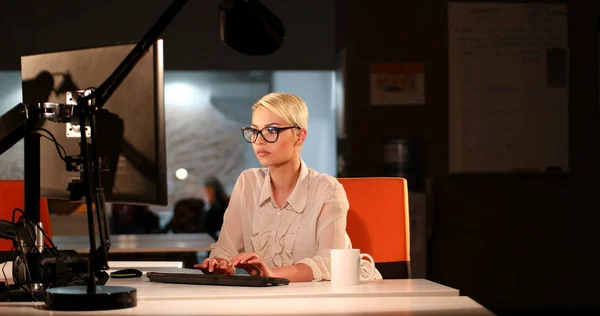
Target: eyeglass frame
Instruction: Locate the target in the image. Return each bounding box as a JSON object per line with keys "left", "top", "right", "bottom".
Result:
{"left": 241, "top": 125, "right": 301, "bottom": 143}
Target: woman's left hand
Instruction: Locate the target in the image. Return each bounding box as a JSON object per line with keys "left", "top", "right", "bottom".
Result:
{"left": 230, "top": 252, "right": 276, "bottom": 278}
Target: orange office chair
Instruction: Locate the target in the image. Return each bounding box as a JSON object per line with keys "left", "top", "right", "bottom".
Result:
{"left": 0, "top": 180, "right": 52, "bottom": 251}
{"left": 337, "top": 177, "right": 410, "bottom": 279}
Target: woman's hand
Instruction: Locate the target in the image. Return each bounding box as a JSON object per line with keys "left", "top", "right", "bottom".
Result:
{"left": 230, "top": 252, "right": 276, "bottom": 278}
{"left": 194, "top": 257, "right": 234, "bottom": 276}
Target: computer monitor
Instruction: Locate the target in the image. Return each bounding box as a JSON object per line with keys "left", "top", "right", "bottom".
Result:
{"left": 20, "top": 40, "right": 167, "bottom": 206}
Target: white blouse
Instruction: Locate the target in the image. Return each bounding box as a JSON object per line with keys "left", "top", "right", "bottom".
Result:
{"left": 208, "top": 159, "right": 382, "bottom": 281}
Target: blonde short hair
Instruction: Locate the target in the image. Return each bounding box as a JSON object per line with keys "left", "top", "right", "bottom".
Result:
{"left": 252, "top": 92, "right": 308, "bottom": 130}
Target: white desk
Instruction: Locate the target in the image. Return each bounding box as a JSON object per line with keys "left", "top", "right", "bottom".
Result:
{"left": 0, "top": 271, "right": 489, "bottom": 315}
{"left": 52, "top": 233, "right": 213, "bottom": 254}
{"left": 0, "top": 296, "right": 494, "bottom": 315}
{"left": 108, "top": 274, "right": 460, "bottom": 300}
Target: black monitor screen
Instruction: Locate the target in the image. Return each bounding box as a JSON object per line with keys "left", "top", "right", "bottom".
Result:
{"left": 20, "top": 40, "right": 167, "bottom": 206}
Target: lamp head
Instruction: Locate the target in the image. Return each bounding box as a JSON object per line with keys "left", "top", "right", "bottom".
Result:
{"left": 218, "top": 0, "right": 285, "bottom": 55}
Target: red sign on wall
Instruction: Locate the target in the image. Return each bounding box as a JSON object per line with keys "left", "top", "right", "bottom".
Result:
{"left": 370, "top": 63, "right": 425, "bottom": 105}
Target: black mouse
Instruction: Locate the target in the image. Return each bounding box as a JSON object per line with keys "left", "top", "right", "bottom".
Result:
{"left": 110, "top": 268, "right": 143, "bottom": 278}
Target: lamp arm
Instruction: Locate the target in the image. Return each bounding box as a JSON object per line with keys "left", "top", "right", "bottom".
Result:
{"left": 0, "top": 103, "right": 42, "bottom": 156}
{"left": 85, "top": 0, "right": 189, "bottom": 109}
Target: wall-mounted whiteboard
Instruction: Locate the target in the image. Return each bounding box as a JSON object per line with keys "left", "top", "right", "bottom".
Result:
{"left": 448, "top": 2, "right": 569, "bottom": 173}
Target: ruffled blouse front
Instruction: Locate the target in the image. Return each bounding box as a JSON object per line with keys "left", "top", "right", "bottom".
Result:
{"left": 250, "top": 203, "right": 302, "bottom": 268}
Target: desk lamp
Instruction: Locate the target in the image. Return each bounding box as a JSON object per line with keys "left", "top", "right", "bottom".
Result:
{"left": 0, "top": 0, "right": 284, "bottom": 310}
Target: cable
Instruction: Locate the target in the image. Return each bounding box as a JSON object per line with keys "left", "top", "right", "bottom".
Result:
{"left": 11, "top": 209, "right": 57, "bottom": 295}
{"left": 34, "top": 128, "right": 67, "bottom": 162}
{"left": 11, "top": 208, "right": 92, "bottom": 291}
{"left": 12, "top": 208, "right": 61, "bottom": 275}
{"left": 39, "top": 133, "right": 66, "bottom": 160}
{"left": 13, "top": 208, "right": 63, "bottom": 260}
{"left": 113, "top": 183, "right": 122, "bottom": 194}
{"left": 10, "top": 210, "right": 37, "bottom": 301}
{"left": 12, "top": 209, "right": 32, "bottom": 284}
{"left": 35, "top": 128, "right": 67, "bottom": 161}
{"left": 9, "top": 247, "right": 38, "bottom": 302}
{"left": 3, "top": 243, "right": 41, "bottom": 301}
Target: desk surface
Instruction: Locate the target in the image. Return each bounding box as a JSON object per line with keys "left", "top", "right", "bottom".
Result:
{"left": 108, "top": 274, "right": 460, "bottom": 300}
{"left": 52, "top": 233, "right": 213, "bottom": 253}
{"left": 0, "top": 296, "right": 493, "bottom": 315}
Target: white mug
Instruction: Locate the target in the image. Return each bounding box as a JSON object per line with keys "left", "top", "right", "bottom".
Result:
{"left": 330, "top": 249, "right": 376, "bottom": 286}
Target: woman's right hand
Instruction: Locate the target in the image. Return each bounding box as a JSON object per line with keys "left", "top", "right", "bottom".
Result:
{"left": 194, "top": 257, "right": 234, "bottom": 276}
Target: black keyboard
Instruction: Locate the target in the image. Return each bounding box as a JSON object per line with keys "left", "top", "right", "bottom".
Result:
{"left": 146, "top": 272, "right": 290, "bottom": 287}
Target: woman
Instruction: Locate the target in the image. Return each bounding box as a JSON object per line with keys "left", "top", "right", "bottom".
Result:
{"left": 195, "top": 92, "right": 381, "bottom": 282}
{"left": 202, "top": 177, "right": 230, "bottom": 240}
{"left": 168, "top": 198, "right": 206, "bottom": 234}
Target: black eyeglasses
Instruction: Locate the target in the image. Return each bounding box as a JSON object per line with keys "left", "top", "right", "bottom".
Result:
{"left": 241, "top": 126, "right": 300, "bottom": 143}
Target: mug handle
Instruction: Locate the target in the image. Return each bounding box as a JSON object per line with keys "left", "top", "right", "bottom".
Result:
{"left": 359, "top": 253, "right": 376, "bottom": 281}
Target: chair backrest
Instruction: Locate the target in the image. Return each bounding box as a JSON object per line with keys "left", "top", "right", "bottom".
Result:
{"left": 337, "top": 177, "right": 410, "bottom": 278}
{"left": 0, "top": 180, "right": 52, "bottom": 251}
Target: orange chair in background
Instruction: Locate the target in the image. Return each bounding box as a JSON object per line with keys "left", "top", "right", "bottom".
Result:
{"left": 0, "top": 180, "right": 52, "bottom": 251}
{"left": 337, "top": 177, "right": 411, "bottom": 279}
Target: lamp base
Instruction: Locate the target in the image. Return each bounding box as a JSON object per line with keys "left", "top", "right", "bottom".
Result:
{"left": 45, "top": 285, "right": 137, "bottom": 310}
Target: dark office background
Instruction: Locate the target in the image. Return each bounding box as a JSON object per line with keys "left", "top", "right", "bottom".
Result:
{"left": 1, "top": 0, "right": 598, "bottom": 314}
